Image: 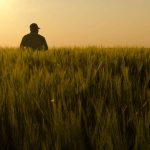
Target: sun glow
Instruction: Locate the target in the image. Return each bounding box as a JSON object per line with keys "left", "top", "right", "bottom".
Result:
{"left": 0, "top": 0, "right": 13, "bottom": 10}
{"left": 0, "top": 0, "right": 5, "bottom": 8}
{"left": 0, "top": 0, "right": 12, "bottom": 11}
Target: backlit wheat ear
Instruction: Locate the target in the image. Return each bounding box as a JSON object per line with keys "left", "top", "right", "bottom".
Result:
{"left": 51, "top": 99, "right": 55, "bottom": 103}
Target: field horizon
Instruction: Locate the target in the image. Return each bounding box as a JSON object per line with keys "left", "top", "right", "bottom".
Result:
{"left": 1, "top": 45, "right": 150, "bottom": 49}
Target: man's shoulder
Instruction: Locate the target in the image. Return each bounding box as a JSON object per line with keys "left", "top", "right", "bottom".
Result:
{"left": 38, "top": 34, "right": 45, "bottom": 40}
{"left": 23, "top": 34, "right": 31, "bottom": 39}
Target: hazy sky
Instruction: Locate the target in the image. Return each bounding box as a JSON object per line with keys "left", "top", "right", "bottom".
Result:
{"left": 0, "top": 0, "right": 150, "bottom": 47}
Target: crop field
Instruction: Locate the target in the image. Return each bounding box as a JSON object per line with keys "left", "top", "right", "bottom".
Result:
{"left": 0, "top": 47, "right": 149, "bottom": 150}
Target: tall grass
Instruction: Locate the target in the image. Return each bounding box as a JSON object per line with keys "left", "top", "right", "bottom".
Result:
{"left": 0, "top": 47, "right": 149, "bottom": 150}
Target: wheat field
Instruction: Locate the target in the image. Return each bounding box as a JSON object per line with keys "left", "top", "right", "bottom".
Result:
{"left": 0, "top": 47, "right": 149, "bottom": 150}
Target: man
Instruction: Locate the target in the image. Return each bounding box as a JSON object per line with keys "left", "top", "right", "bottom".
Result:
{"left": 20, "top": 23, "right": 48, "bottom": 50}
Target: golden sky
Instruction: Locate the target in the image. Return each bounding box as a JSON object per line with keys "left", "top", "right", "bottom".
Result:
{"left": 0, "top": 0, "right": 150, "bottom": 47}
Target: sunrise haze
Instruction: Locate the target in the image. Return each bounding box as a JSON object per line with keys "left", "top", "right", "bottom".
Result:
{"left": 0, "top": 0, "right": 150, "bottom": 47}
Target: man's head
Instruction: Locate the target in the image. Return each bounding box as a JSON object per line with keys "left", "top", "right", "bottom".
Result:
{"left": 30, "top": 23, "right": 40, "bottom": 34}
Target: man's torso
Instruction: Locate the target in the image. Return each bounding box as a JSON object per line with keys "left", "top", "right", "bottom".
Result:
{"left": 22, "top": 33, "right": 46, "bottom": 50}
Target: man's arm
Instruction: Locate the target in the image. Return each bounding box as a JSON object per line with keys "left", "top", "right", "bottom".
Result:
{"left": 20, "top": 36, "right": 26, "bottom": 49}
{"left": 43, "top": 38, "right": 48, "bottom": 50}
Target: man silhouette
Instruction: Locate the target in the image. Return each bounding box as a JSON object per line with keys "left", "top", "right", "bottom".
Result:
{"left": 20, "top": 23, "right": 48, "bottom": 50}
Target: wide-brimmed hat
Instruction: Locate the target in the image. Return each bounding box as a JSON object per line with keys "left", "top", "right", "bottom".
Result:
{"left": 30, "top": 23, "right": 40, "bottom": 29}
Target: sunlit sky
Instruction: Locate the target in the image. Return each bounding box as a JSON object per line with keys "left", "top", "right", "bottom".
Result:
{"left": 0, "top": 0, "right": 150, "bottom": 47}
